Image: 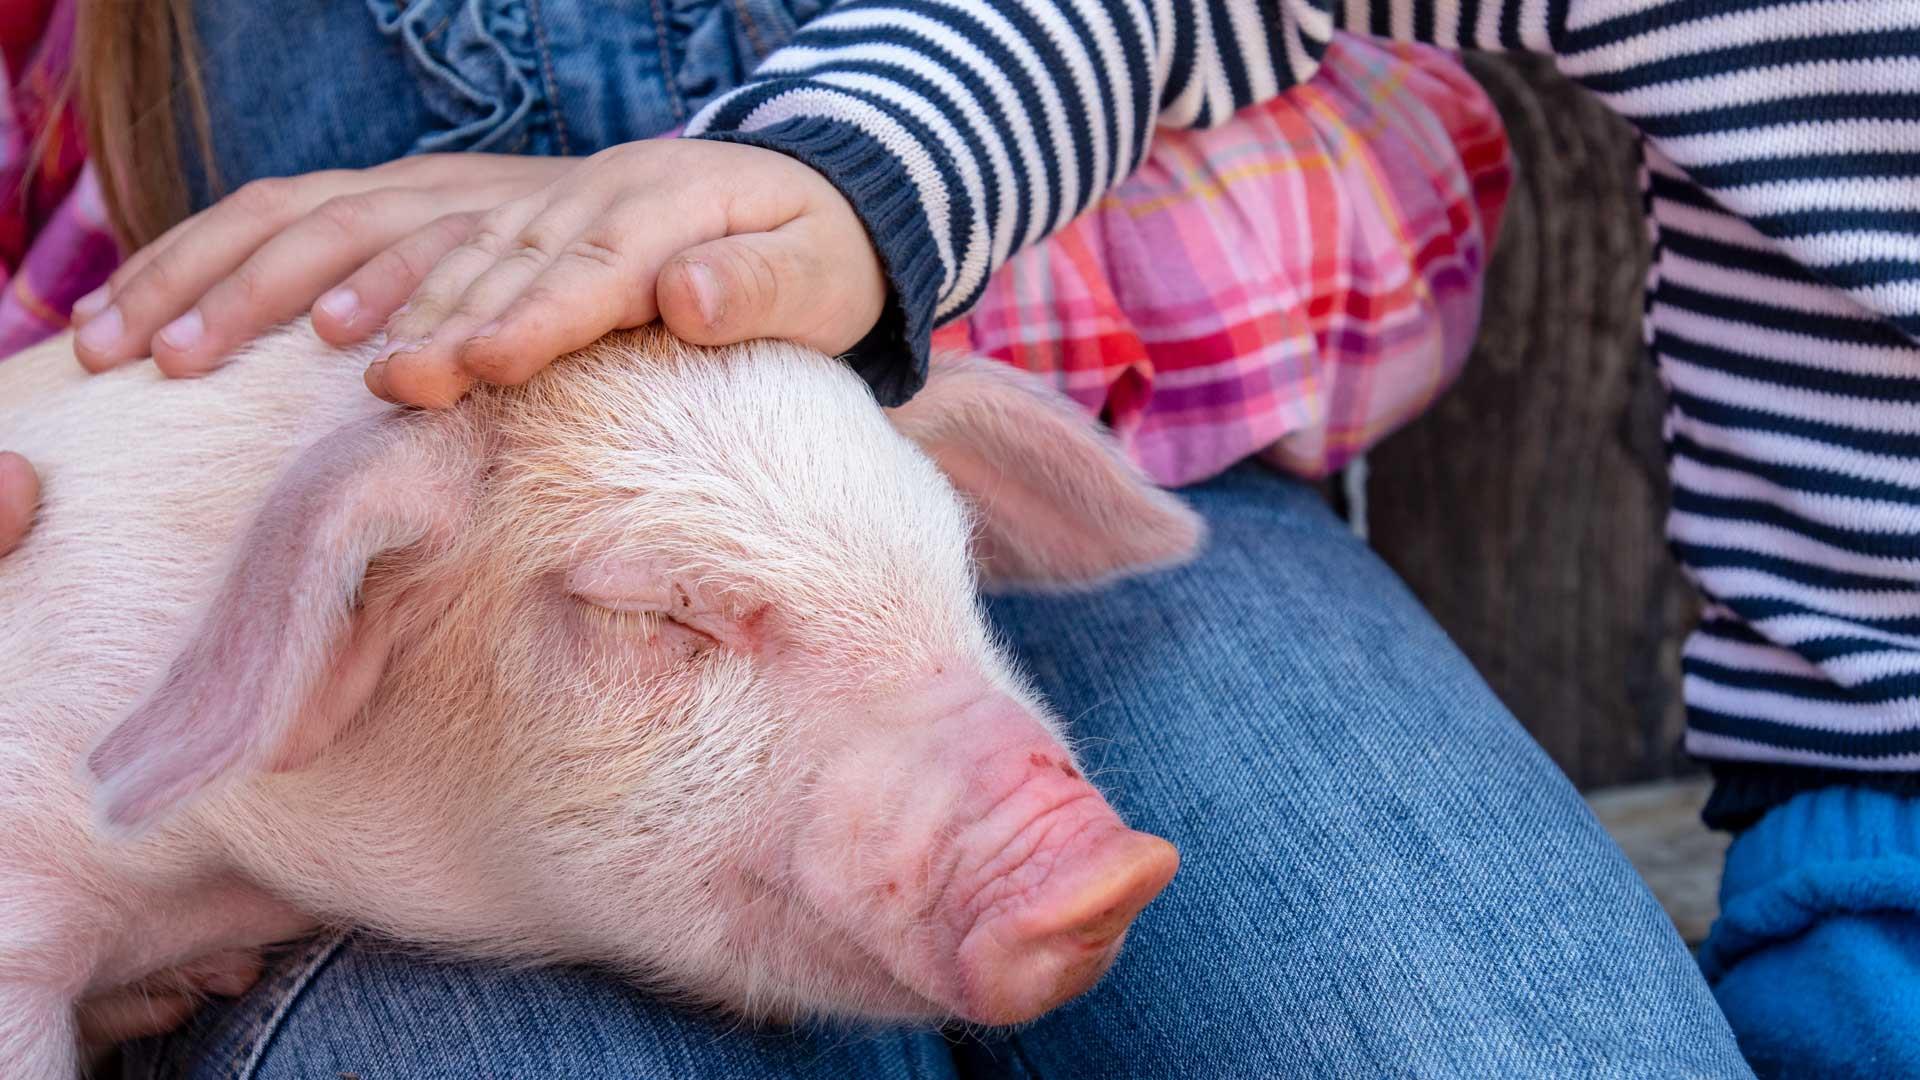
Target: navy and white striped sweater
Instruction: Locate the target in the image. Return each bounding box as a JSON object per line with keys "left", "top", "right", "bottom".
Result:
{"left": 687, "top": 1, "right": 1920, "bottom": 828}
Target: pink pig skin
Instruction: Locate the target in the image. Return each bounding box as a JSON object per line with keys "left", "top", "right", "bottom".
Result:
{"left": 769, "top": 678, "right": 1179, "bottom": 1024}
{"left": 0, "top": 322, "right": 1201, "bottom": 1077}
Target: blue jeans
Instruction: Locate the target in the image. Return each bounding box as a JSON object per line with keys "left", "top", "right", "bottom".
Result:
{"left": 127, "top": 466, "right": 1750, "bottom": 1078}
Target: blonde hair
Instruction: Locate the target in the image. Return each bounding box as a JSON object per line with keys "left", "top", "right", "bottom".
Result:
{"left": 74, "top": 0, "right": 219, "bottom": 251}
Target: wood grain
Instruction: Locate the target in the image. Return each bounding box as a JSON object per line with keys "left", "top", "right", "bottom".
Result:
{"left": 1365, "top": 55, "right": 1699, "bottom": 790}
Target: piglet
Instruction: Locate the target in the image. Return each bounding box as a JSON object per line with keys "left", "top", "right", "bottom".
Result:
{"left": 0, "top": 322, "right": 1202, "bottom": 1077}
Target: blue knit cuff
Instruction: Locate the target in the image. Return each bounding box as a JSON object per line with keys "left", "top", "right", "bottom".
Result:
{"left": 1700, "top": 786, "right": 1920, "bottom": 981}
{"left": 689, "top": 118, "right": 943, "bottom": 407}
{"left": 1702, "top": 760, "right": 1920, "bottom": 831}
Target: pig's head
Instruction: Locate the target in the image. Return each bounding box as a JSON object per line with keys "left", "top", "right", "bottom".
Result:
{"left": 85, "top": 329, "right": 1202, "bottom": 1025}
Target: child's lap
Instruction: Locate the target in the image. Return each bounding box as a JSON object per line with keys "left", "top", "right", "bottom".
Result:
{"left": 128, "top": 464, "right": 1747, "bottom": 1078}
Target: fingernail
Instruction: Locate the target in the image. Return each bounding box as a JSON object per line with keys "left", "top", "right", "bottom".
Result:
{"left": 684, "top": 261, "right": 723, "bottom": 325}
{"left": 157, "top": 308, "right": 205, "bottom": 352}
{"left": 316, "top": 286, "right": 359, "bottom": 324}
{"left": 72, "top": 284, "right": 110, "bottom": 321}
{"left": 76, "top": 305, "right": 122, "bottom": 355}
{"left": 365, "top": 360, "right": 394, "bottom": 402}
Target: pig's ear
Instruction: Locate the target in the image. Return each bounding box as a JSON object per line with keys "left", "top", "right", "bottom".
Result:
{"left": 86, "top": 412, "right": 479, "bottom": 836}
{"left": 888, "top": 353, "right": 1203, "bottom": 590}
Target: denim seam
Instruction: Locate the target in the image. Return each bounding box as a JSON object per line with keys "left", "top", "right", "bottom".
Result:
{"left": 523, "top": 0, "right": 573, "bottom": 155}
{"left": 646, "top": 0, "right": 689, "bottom": 123}
{"left": 1002, "top": 1033, "right": 1042, "bottom": 1080}
{"left": 224, "top": 930, "right": 353, "bottom": 1079}
{"left": 731, "top": 0, "right": 770, "bottom": 58}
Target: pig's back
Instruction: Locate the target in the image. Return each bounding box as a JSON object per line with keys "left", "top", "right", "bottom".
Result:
{"left": 0, "top": 323, "right": 382, "bottom": 781}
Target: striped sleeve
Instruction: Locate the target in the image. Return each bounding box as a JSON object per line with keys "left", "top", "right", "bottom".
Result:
{"left": 1325, "top": 1, "right": 1920, "bottom": 818}
{"left": 684, "top": 0, "right": 1336, "bottom": 405}
{"left": 1324, "top": 1, "right": 1920, "bottom": 345}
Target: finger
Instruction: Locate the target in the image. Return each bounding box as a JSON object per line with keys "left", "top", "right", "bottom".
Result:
{"left": 150, "top": 189, "right": 457, "bottom": 377}
{"left": 435, "top": 225, "right": 672, "bottom": 393}
{"left": 379, "top": 197, "right": 549, "bottom": 350}
{"left": 379, "top": 199, "right": 610, "bottom": 407}
{"left": 73, "top": 201, "right": 220, "bottom": 325}
{"left": 76, "top": 174, "right": 362, "bottom": 371}
{"left": 396, "top": 215, "right": 587, "bottom": 375}
{"left": 0, "top": 451, "right": 40, "bottom": 557}
{"left": 313, "top": 211, "right": 480, "bottom": 347}
{"left": 656, "top": 222, "right": 885, "bottom": 355}
{"left": 365, "top": 200, "right": 549, "bottom": 409}
{"left": 76, "top": 989, "right": 198, "bottom": 1047}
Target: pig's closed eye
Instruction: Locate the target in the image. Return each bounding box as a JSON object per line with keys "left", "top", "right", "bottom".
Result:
{"left": 570, "top": 596, "right": 719, "bottom": 653}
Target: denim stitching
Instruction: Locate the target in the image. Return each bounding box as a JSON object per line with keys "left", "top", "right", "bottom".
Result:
{"left": 419, "top": 13, "right": 453, "bottom": 46}
{"left": 1003, "top": 1035, "right": 1042, "bottom": 1080}
{"left": 646, "top": 0, "right": 688, "bottom": 123}
{"left": 210, "top": 962, "right": 284, "bottom": 1079}
{"left": 731, "top": 0, "right": 769, "bottom": 59}
{"left": 210, "top": 980, "right": 278, "bottom": 1080}
{"left": 524, "top": 0, "right": 572, "bottom": 155}
{"left": 225, "top": 930, "right": 352, "bottom": 1079}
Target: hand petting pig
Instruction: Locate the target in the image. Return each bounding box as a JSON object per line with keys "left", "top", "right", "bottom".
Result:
{"left": 65, "top": 141, "right": 887, "bottom": 407}
{"left": 0, "top": 323, "right": 1199, "bottom": 1076}
{"left": 0, "top": 139, "right": 885, "bottom": 565}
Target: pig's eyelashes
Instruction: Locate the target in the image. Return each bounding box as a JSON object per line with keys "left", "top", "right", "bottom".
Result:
{"left": 570, "top": 595, "right": 720, "bottom": 652}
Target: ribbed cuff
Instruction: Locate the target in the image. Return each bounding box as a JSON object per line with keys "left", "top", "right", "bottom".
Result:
{"left": 1703, "top": 760, "right": 1920, "bottom": 832}
{"left": 1701, "top": 785, "right": 1920, "bottom": 981}
{"left": 690, "top": 117, "right": 943, "bottom": 406}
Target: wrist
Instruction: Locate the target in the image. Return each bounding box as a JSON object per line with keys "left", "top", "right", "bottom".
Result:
{"left": 688, "top": 119, "right": 940, "bottom": 403}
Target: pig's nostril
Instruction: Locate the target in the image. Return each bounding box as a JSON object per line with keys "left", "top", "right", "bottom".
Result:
{"left": 954, "top": 828, "right": 1179, "bottom": 1025}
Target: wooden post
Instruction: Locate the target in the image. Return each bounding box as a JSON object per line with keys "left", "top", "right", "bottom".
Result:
{"left": 1364, "top": 55, "right": 1698, "bottom": 791}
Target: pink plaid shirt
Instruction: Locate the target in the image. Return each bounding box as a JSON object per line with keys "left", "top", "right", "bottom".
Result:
{"left": 933, "top": 35, "right": 1509, "bottom": 485}
{"left": 0, "top": 0, "right": 114, "bottom": 359}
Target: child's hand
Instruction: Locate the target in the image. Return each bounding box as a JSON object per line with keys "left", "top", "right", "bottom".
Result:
{"left": 72, "top": 153, "right": 577, "bottom": 374}
{"left": 70, "top": 140, "right": 887, "bottom": 408}
{"left": 362, "top": 139, "right": 886, "bottom": 407}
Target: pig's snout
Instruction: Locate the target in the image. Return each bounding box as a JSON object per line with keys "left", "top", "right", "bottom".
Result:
{"left": 943, "top": 761, "right": 1179, "bottom": 1024}
{"left": 788, "top": 691, "right": 1178, "bottom": 1025}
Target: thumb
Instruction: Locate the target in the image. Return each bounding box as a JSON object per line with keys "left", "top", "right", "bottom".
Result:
{"left": 0, "top": 451, "right": 41, "bottom": 557}
{"left": 657, "top": 226, "right": 885, "bottom": 355}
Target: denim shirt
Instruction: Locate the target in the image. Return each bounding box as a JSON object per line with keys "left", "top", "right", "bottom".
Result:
{"left": 183, "top": 0, "right": 823, "bottom": 204}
